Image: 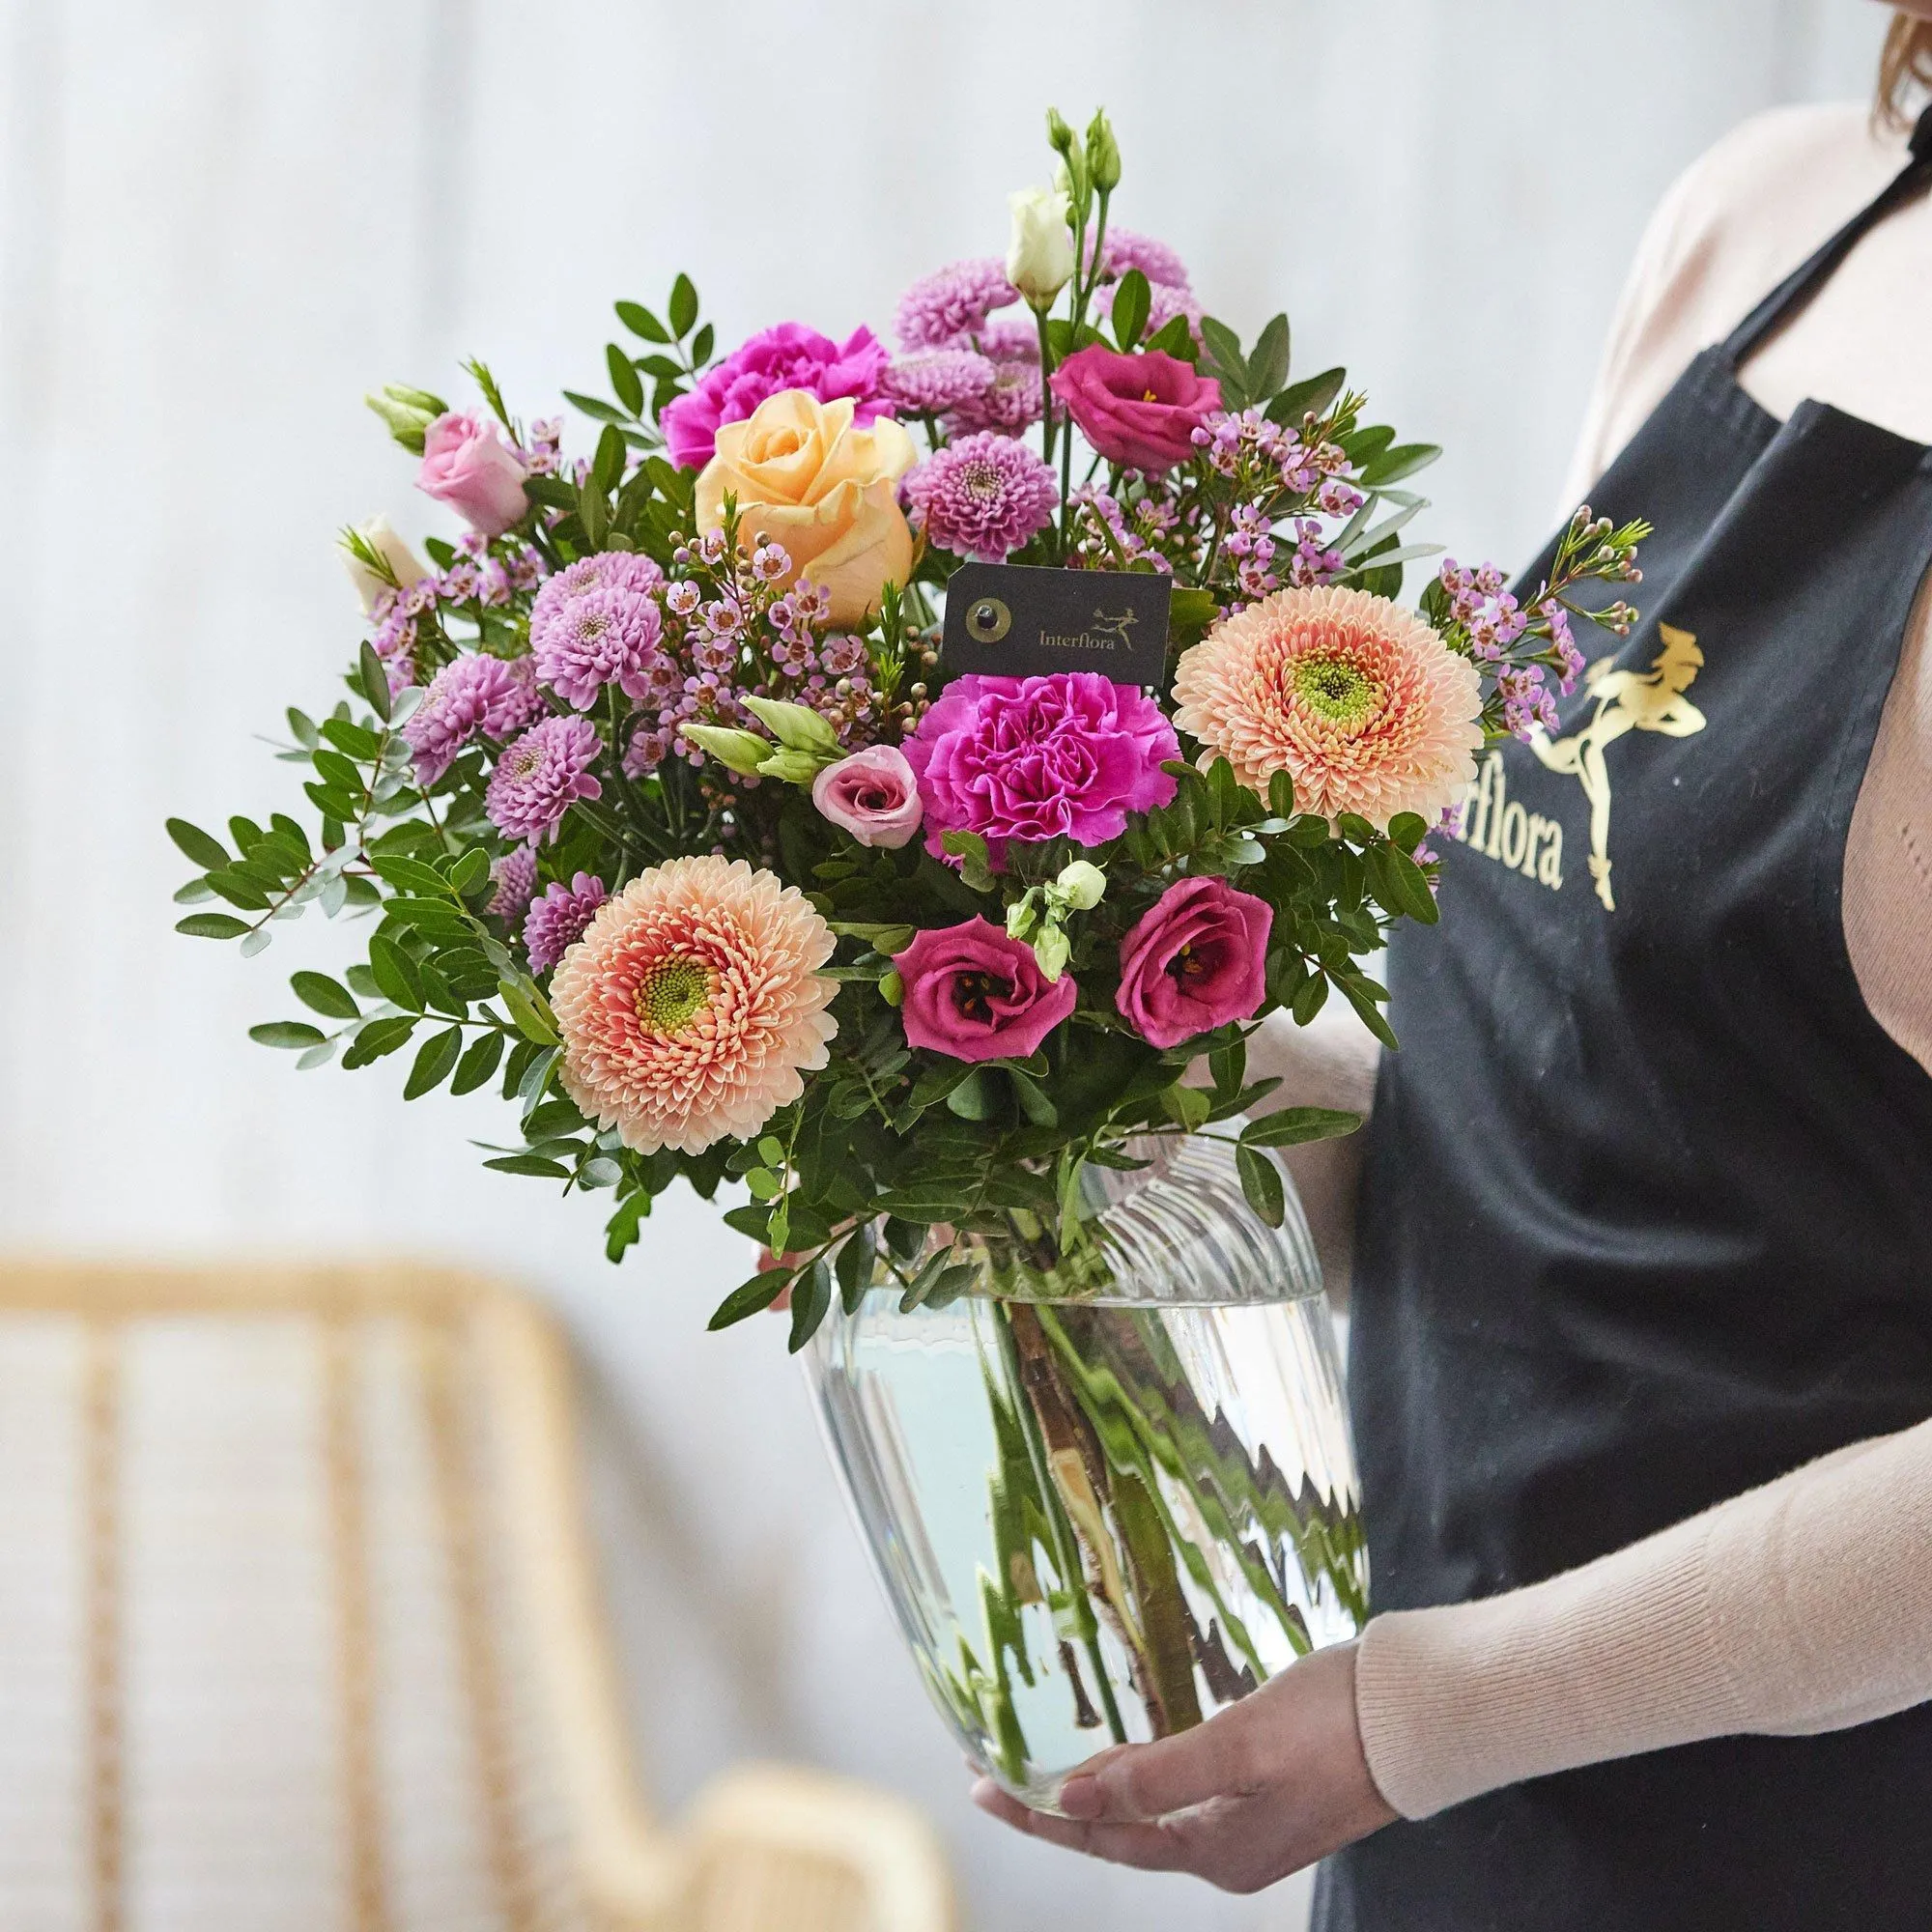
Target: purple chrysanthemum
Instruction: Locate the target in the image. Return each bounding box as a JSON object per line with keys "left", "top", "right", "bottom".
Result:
{"left": 1089, "top": 226, "right": 1192, "bottom": 291}
{"left": 404, "top": 654, "right": 545, "bottom": 785}
{"left": 903, "top": 432, "right": 1059, "bottom": 563}
{"left": 948, "top": 360, "right": 1045, "bottom": 437}
{"left": 541, "top": 551, "right": 664, "bottom": 603}
{"left": 882, "top": 348, "right": 995, "bottom": 416}
{"left": 972, "top": 317, "right": 1040, "bottom": 363}
{"left": 531, "top": 580, "right": 667, "bottom": 710}
{"left": 486, "top": 714, "right": 604, "bottom": 844}
{"left": 524, "top": 871, "right": 609, "bottom": 973}
{"left": 489, "top": 842, "right": 539, "bottom": 923}
{"left": 895, "top": 259, "right": 1021, "bottom": 351}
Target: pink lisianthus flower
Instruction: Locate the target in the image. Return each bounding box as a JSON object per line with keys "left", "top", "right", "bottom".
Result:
{"left": 811, "top": 746, "right": 923, "bottom": 849}
{"left": 416, "top": 412, "right": 529, "bottom": 537}
{"left": 905, "top": 672, "right": 1179, "bottom": 867}
{"left": 894, "top": 919, "right": 1077, "bottom": 1063}
{"left": 662, "top": 323, "right": 894, "bottom": 471}
{"left": 1048, "top": 346, "right": 1220, "bottom": 473}
{"left": 1115, "top": 876, "right": 1272, "bottom": 1049}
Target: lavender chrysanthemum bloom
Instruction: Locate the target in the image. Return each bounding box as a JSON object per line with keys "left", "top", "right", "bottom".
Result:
{"left": 971, "top": 317, "right": 1040, "bottom": 363}
{"left": 489, "top": 842, "right": 539, "bottom": 923}
{"left": 524, "top": 872, "right": 609, "bottom": 974}
{"left": 903, "top": 432, "right": 1058, "bottom": 563}
{"left": 531, "top": 582, "right": 667, "bottom": 710}
{"left": 486, "top": 714, "right": 604, "bottom": 844}
{"left": 895, "top": 259, "right": 1020, "bottom": 351}
{"left": 1087, "top": 226, "right": 1192, "bottom": 290}
{"left": 540, "top": 551, "right": 665, "bottom": 603}
{"left": 882, "top": 348, "right": 995, "bottom": 416}
{"left": 947, "top": 361, "right": 1044, "bottom": 438}
{"left": 405, "top": 654, "right": 545, "bottom": 785}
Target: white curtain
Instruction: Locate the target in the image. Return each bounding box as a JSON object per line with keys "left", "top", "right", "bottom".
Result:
{"left": 0, "top": 3, "right": 1892, "bottom": 1926}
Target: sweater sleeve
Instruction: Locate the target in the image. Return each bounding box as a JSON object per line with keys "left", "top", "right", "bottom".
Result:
{"left": 1354, "top": 1416, "right": 1932, "bottom": 1819}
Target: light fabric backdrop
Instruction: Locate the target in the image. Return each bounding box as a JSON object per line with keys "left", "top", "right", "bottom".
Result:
{"left": 0, "top": 3, "right": 1894, "bottom": 1926}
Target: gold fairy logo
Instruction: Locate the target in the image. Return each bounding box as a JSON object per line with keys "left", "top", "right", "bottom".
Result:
{"left": 1528, "top": 624, "right": 1706, "bottom": 911}
{"left": 1040, "top": 606, "right": 1140, "bottom": 653}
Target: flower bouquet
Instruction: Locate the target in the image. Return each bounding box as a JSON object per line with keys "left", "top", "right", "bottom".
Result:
{"left": 174, "top": 108, "right": 1642, "bottom": 1803}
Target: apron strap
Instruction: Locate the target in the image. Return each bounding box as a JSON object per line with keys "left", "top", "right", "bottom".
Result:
{"left": 1721, "top": 101, "right": 1932, "bottom": 365}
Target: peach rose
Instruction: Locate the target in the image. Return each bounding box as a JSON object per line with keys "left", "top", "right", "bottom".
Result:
{"left": 695, "top": 389, "right": 916, "bottom": 625}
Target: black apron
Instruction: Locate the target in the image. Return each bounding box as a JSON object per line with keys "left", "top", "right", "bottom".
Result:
{"left": 1317, "top": 108, "right": 1932, "bottom": 1931}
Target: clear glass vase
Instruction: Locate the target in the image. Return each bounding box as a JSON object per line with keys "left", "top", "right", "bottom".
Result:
{"left": 804, "top": 1132, "right": 1368, "bottom": 1810}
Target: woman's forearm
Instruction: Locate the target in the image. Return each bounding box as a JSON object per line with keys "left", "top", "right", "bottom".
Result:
{"left": 1355, "top": 1415, "right": 1932, "bottom": 1818}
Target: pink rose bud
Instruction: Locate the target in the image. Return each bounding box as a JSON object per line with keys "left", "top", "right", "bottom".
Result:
{"left": 895, "top": 918, "right": 1077, "bottom": 1063}
{"left": 416, "top": 411, "right": 529, "bottom": 538}
{"left": 1115, "top": 875, "right": 1272, "bottom": 1049}
{"left": 811, "top": 745, "right": 924, "bottom": 849}
{"left": 1048, "top": 345, "right": 1221, "bottom": 474}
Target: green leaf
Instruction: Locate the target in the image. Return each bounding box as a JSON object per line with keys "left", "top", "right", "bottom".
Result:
{"left": 1247, "top": 312, "right": 1292, "bottom": 400}
{"left": 690, "top": 322, "right": 714, "bottom": 364}
{"left": 497, "top": 976, "right": 559, "bottom": 1045}
{"left": 1268, "top": 770, "right": 1296, "bottom": 819}
{"left": 563, "top": 390, "right": 627, "bottom": 426}
{"left": 372, "top": 854, "right": 455, "bottom": 898}
{"left": 403, "top": 1025, "right": 463, "bottom": 1099}
{"left": 709, "top": 1268, "right": 793, "bottom": 1331}
{"left": 482, "top": 1153, "right": 573, "bottom": 1179}
{"left": 450, "top": 1029, "right": 504, "bottom": 1095}
{"left": 884, "top": 1216, "right": 926, "bottom": 1262}
{"left": 176, "top": 912, "right": 250, "bottom": 941}
{"left": 606, "top": 343, "right": 644, "bottom": 416}
{"left": 945, "top": 1068, "right": 998, "bottom": 1121}
{"left": 668, "top": 272, "right": 699, "bottom": 338}
{"left": 358, "top": 641, "right": 392, "bottom": 723}
{"left": 1163, "top": 1081, "right": 1210, "bottom": 1129}
{"left": 341, "top": 1014, "right": 417, "bottom": 1068}
{"left": 368, "top": 932, "right": 423, "bottom": 1009}
{"left": 249, "top": 1021, "right": 327, "bottom": 1050}
{"left": 1143, "top": 312, "right": 1196, "bottom": 359}
{"left": 1388, "top": 811, "right": 1428, "bottom": 853}
{"left": 1009, "top": 1067, "right": 1058, "bottom": 1126}
{"left": 1208, "top": 1037, "right": 1247, "bottom": 1099}
{"left": 1200, "top": 315, "right": 1245, "bottom": 391}
{"left": 291, "top": 971, "right": 359, "bottom": 1020}
{"left": 1267, "top": 365, "right": 1346, "bottom": 427}
{"left": 1112, "top": 269, "right": 1151, "bottom": 351}
{"left": 605, "top": 1189, "right": 652, "bottom": 1262}
{"left": 787, "top": 1257, "right": 834, "bottom": 1353}
{"left": 1361, "top": 441, "right": 1440, "bottom": 486}
{"left": 166, "top": 817, "right": 229, "bottom": 869}
{"left": 1236, "top": 1143, "right": 1286, "bottom": 1228}
{"left": 616, "top": 299, "right": 670, "bottom": 344}
{"left": 1240, "top": 1106, "right": 1362, "bottom": 1149}
{"left": 745, "top": 1168, "right": 781, "bottom": 1201}
{"left": 1382, "top": 842, "right": 1440, "bottom": 923}
{"left": 835, "top": 1224, "right": 876, "bottom": 1315}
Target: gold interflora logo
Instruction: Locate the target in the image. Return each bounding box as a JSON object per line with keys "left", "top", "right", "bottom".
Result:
{"left": 1038, "top": 605, "right": 1141, "bottom": 654}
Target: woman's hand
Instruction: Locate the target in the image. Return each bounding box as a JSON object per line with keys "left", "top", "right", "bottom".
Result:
{"left": 970, "top": 1639, "right": 1396, "bottom": 1892}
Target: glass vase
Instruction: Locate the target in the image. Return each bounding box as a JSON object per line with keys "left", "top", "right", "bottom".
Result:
{"left": 804, "top": 1132, "right": 1368, "bottom": 1810}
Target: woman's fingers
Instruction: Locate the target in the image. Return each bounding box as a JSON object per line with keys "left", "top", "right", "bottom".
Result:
{"left": 969, "top": 1779, "right": 1188, "bottom": 1871}
{"left": 1062, "top": 1699, "right": 1264, "bottom": 1823}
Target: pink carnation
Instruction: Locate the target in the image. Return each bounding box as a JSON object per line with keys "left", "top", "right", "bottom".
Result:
{"left": 1115, "top": 876, "right": 1272, "bottom": 1049}
{"left": 661, "top": 323, "right": 893, "bottom": 471}
{"left": 904, "top": 672, "right": 1179, "bottom": 867}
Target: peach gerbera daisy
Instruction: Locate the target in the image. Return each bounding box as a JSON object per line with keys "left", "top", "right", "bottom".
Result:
{"left": 550, "top": 855, "right": 838, "bottom": 1155}
{"left": 1171, "top": 585, "right": 1482, "bottom": 828}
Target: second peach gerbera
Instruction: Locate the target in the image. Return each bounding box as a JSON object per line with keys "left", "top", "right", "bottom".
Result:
{"left": 551, "top": 855, "right": 838, "bottom": 1155}
{"left": 1172, "top": 585, "right": 1482, "bottom": 829}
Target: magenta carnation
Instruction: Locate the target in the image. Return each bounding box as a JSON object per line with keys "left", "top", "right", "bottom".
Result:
{"left": 882, "top": 349, "right": 995, "bottom": 416}
{"left": 660, "top": 323, "right": 893, "bottom": 471}
{"left": 524, "top": 871, "right": 609, "bottom": 974}
{"left": 902, "top": 433, "right": 1058, "bottom": 563}
{"left": 404, "top": 654, "right": 545, "bottom": 785}
{"left": 894, "top": 259, "right": 1021, "bottom": 351}
{"left": 894, "top": 918, "right": 1077, "bottom": 1063}
{"left": 1115, "top": 876, "right": 1272, "bottom": 1049}
{"left": 905, "top": 672, "right": 1179, "bottom": 866}
{"left": 485, "top": 714, "right": 604, "bottom": 844}
{"left": 530, "top": 581, "right": 666, "bottom": 710}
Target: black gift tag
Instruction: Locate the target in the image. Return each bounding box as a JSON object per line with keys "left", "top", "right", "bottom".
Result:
{"left": 939, "top": 563, "right": 1173, "bottom": 687}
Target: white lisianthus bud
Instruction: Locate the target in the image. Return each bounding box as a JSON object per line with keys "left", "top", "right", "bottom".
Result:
{"left": 1053, "top": 860, "right": 1107, "bottom": 910}
{"left": 1007, "top": 185, "right": 1075, "bottom": 308}
{"left": 1033, "top": 925, "right": 1071, "bottom": 982}
{"left": 340, "top": 514, "right": 428, "bottom": 613}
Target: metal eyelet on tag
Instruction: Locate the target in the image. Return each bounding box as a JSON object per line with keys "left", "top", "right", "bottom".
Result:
{"left": 965, "top": 597, "right": 1011, "bottom": 643}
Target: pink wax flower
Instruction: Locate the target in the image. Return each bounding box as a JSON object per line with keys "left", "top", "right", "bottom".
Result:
{"left": 661, "top": 323, "right": 894, "bottom": 471}
{"left": 1048, "top": 346, "right": 1220, "bottom": 474}
{"left": 811, "top": 746, "right": 923, "bottom": 849}
{"left": 895, "top": 919, "right": 1077, "bottom": 1064}
{"left": 1115, "top": 876, "right": 1272, "bottom": 1049}
{"left": 416, "top": 412, "right": 529, "bottom": 538}
{"left": 905, "top": 672, "right": 1179, "bottom": 867}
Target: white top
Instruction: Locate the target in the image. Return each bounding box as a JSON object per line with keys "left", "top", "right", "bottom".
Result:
{"left": 1251, "top": 101, "right": 1932, "bottom": 1820}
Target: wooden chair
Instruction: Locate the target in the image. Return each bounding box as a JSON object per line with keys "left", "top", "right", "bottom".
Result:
{"left": 0, "top": 1260, "right": 955, "bottom": 1932}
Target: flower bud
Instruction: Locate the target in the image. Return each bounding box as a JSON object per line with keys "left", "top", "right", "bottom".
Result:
{"left": 1007, "top": 185, "right": 1076, "bottom": 308}
{"left": 756, "top": 747, "right": 826, "bottom": 785}
{"left": 365, "top": 388, "right": 440, "bottom": 454}
{"left": 680, "top": 724, "right": 773, "bottom": 777}
{"left": 1045, "top": 107, "right": 1077, "bottom": 157}
{"left": 741, "top": 695, "right": 841, "bottom": 757}
{"left": 1085, "top": 109, "right": 1121, "bottom": 193}
{"left": 1053, "top": 860, "right": 1107, "bottom": 910}
{"left": 339, "top": 514, "right": 428, "bottom": 613}
{"left": 1032, "top": 925, "right": 1071, "bottom": 982}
